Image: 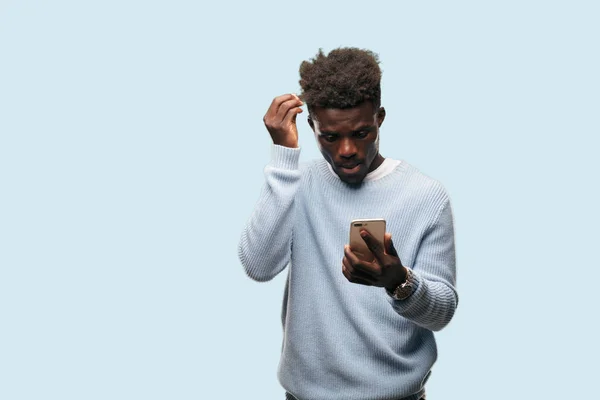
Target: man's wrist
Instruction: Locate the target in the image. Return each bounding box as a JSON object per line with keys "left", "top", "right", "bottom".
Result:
{"left": 385, "top": 267, "right": 408, "bottom": 292}
{"left": 271, "top": 144, "right": 301, "bottom": 170}
{"left": 275, "top": 140, "right": 298, "bottom": 148}
{"left": 386, "top": 267, "right": 414, "bottom": 300}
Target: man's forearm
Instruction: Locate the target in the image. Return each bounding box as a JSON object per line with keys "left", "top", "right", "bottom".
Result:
{"left": 238, "top": 145, "right": 301, "bottom": 282}
{"left": 387, "top": 274, "right": 458, "bottom": 331}
{"left": 387, "top": 200, "right": 458, "bottom": 331}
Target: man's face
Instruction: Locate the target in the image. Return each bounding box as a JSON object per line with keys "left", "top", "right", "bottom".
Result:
{"left": 309, "top": 101, "right": 385, "bottom": 184}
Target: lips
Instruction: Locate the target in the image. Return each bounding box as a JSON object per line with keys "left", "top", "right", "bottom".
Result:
{"left": 337, "top": 162, "right": 362, "bottom": 174}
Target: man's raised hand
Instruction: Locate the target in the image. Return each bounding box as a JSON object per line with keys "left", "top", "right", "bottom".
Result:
{"left": 263, "top": 94, "right": 304, "bottom": 148}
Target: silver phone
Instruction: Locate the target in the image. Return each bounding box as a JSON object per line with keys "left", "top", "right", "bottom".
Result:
{"left": 349, "top": 219, "right": 386, "bottom": 262}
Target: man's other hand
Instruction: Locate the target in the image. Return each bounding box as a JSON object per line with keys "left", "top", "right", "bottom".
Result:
{"left": 263, "top": 94, "right": 304, "bottom": 148}
{"left": 342, "top": 231, "right": 408, "bottom": 291}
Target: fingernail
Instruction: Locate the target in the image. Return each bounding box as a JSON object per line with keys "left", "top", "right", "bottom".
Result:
{"left": 360, "top": 231, "right": 367, "bottom": 238}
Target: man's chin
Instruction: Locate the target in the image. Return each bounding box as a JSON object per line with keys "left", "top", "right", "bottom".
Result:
{"left": 335, "top": 169, "right": 366, "bottom": 184}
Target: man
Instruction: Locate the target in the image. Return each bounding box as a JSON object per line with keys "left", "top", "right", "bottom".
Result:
{"left": 238, "top": 48, "right": 457, "bottom": 400}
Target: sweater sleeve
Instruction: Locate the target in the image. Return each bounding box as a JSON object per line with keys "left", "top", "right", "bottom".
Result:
{"left": 387, "top": 199, "right": 458, "bottom": 331}
{"left": 237, "top": 145, "right": 301, "bottom": 282}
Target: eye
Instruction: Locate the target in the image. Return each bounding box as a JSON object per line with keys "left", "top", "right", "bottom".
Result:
{"left": 354, "top": 130, "right": 369, "bottom": 139}
{"left": 321, "top": 134, "right": 338, "bottom": 143}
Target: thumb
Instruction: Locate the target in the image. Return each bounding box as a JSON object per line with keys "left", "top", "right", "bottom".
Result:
{"left": 291, "top": 107, "right": 303, "bottom": 123}
{"left": 384, "top": 233, "right": 398, "bottom": 257}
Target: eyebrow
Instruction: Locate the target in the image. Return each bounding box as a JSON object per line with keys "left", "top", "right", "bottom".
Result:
{"left": 318, "top": 125, "right": 375, "bottom": 135}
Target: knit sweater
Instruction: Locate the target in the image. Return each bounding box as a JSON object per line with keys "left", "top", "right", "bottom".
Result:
{"left": 238, "top": 145, "right": 457, "bottom": 400}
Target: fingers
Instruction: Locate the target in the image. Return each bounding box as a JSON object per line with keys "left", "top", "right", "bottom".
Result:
{"left": 267, "top": 94, "right": 303, "bottom": 122}
{"left": 342, "top": 255, "right": 374, "bottom": 286}
{"left": 344, "top": 245, "right": 381, "bottom": 278}
{"left": 282, "top": 103, "right": 303, "bottom": 127}
{"left": 359, "top": 230, "right": 386, "bottom": 264}
{"left": 265, "top": 94, "right": 298, "bottom": 117}
{"left": 344, "top": 233, "right": 403, "bottom": 288}
{"left": 384, "top": 232, "right": 398, "bottom": 257}
{"left": 275, "top": 101, "right": 303, "bottom": 129}
{"left": 264, "top": 94, "right": 304, "bottom": 148}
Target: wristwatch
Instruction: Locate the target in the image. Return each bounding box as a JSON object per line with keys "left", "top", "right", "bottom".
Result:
{"left": 387, "top": 267, "right": 415, "bottom": 300}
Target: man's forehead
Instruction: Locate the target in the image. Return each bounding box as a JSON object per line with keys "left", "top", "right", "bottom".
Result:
{"left": 311, "top": 106, "right": 378, "bottom": 131}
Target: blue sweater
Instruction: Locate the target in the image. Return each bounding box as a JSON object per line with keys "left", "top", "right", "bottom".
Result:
{"left": 238, "top": 145, "right": 457, "bottom": 400}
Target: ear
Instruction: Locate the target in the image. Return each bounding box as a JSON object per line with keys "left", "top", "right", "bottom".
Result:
{"left": 376, "top": 107, "right": 386, "bottom": 127}
{"left": 307, "top": 115, "right": 315, "bottom": 131}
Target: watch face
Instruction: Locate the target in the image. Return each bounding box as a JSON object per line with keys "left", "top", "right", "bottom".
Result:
{"left": 394, "top": 269, "right": 414, "bottom": 300}
{"left": 394, "top": 284, "right": 413, "bottom": 300}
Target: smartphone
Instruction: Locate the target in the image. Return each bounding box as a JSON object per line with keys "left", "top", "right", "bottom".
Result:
{"left": 349, "top": 219, "right": 386, "bottom": 262}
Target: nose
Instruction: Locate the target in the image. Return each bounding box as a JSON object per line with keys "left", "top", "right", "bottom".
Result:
{"left": 338, "top": 138, "right": 357, "bottom": 159}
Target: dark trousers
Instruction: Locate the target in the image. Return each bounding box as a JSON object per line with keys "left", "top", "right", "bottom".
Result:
{"left": 285, "top": 392, "right": 426, "bottom": 400}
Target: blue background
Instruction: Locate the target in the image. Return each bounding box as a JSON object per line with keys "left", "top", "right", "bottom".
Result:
{"left": 1, "top": 1, "right": 598, "bottom": 398}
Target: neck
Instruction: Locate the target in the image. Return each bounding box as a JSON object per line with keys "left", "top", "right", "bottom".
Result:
{"left": 368, "top": 153, "right": 385, "bottom": 173}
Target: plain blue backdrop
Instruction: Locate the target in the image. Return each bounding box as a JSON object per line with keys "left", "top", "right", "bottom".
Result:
{"left": 1, "top": 1, "right": 599, "bottom": 399}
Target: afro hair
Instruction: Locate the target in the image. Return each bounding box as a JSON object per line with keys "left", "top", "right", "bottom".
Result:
{"left": 298, "top": 47, "right": 382, "bottom": 111}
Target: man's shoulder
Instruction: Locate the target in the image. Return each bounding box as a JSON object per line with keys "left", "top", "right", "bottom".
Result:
{"left": 391, "top": 160, "right": 449, "bottom": 202}
{"left": 298, "top": 158, "right": 327, "bottom": 179}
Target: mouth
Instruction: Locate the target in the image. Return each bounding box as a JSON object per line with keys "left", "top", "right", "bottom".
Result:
{"left": 337, "top": 163, "right": 362, "bottom": 174}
